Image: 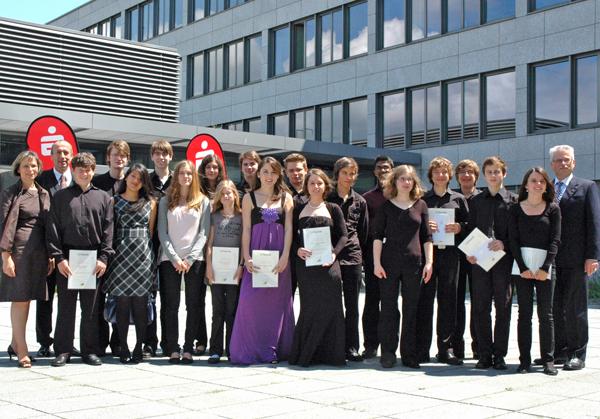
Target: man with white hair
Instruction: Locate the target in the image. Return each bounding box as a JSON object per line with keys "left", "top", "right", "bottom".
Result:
{"left": 545, "top": 144, "right": 600, "bottom": 370}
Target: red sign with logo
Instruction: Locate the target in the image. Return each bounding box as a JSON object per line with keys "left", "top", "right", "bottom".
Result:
{"left": 26, "top": 116, "right": 79, "bottom": 170}
{"left": 186, "top": 133, "right": 226, "bottom": 174}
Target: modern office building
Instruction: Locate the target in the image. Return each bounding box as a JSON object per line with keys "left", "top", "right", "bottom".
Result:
{"left": 10, "top": 0, "right": 600, "bottom": 185}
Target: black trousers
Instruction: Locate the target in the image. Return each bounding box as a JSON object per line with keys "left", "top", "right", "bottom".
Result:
{"left": 416, "top": 249, "right": 459, "bottom": 359}
{"left": 54, "top": 273, "right": 100, "bottom": 356}
{"left": 453, "top": 255, "right": 478, "bottom": 358}
{"left": 159, "top": 260, "right": 206, "bottom": 354}
{"left": 340, "top": 264, "right": 362, "bottom": 352}
{"left": 209, "top": 284, "right": 239, "bottom": 357}
{"left": 378, "top": 264, "right": 421, "bottom": 363}
{"left": 143, "top": 289, "right": 158, "bottom": 350}
{"left": 471, "top": 258, "right": 513, "bottom": 361}
{"left": 115, "top": 296, "right": 148, "bottom": 355}
{"left": 97, "top": 292, "right": 119, "bottom": 353}
{"left": 362, "top": 251, "right": 380, "bottom": 352}
{"left": 36, "top": 271, "right": 56, "bottom": 347}
{"left": 554, "top": 267, "right": 588, "bottom": 360}
{"left": 515, "top": 276, "right": 555, "bottom": 365}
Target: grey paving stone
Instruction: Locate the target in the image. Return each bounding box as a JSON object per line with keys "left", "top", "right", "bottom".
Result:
{"left": 522, "top": 397, "right": 600, "bottom": 418}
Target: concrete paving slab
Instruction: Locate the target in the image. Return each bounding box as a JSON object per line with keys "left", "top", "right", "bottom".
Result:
{"left": 160, "top": 388, "right": 273, "bottom": 410}
{"left": 389, "top": 400, "right": 508, "bottom": 418}
{"left": 58, "top": 401, "right": 190, "bottom": 419}
{"left": 25, "top": 392, "right": 144, "bottom": 414}
{"left": 338, "top": 393, "right": 447, "bottom": 416}
{"left": 202, "top": 395, "right": 319, "bottom": 418}
{"left": 521, "top": 397, "right": 600, "bottom": 418}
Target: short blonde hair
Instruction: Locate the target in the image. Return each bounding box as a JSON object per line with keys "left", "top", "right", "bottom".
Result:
{"left": 385, "top": 165, "right": 424, "bottom": 201}
{"left": 12, "top": 151, "right": 42, "bottom": 177}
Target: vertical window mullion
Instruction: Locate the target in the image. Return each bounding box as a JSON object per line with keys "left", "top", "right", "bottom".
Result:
{"left": 570, "top": 56, "right": 576, "bottom": 128}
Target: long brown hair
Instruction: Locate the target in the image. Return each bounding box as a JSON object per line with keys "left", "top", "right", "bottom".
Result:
{"left": 198, "top": 154, "right": 225, "bottom": 198}
{"left": 518, "top": 167, "right": 555, "bottom": 203}
{"left": 254, "top": 156, "right": 290, "bottom": 201}
{"left": 212, "top": 179, "right": 241, "bottom": 214}
{"left": 167, "top": 160, "right": 204, "bottom": 210}
{"left": 385, "top": 165, "right": 424, "bottom": 201}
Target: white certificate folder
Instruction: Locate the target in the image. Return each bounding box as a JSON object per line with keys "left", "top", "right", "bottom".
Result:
{"left": 303, "top": 226, "right": 333, "bottom": 267}
{"left": 458, "top": 228, "right": 505, "bottom": 272}
{"left": 212, "top": 247, "right": 239, "bottom": 285}
{"left": 252, "top": 250, "right": 279, "bottom": 288}
{"left": 68, "top": 249, "right": 97, "bottom": 289}
{"left": 511, "top": 247, "right": 549, "bottom": 275}
{"left": 428, "top": 208, "right": 455, "bottom": 246}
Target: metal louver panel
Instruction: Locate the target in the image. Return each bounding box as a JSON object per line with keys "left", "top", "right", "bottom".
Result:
{"left": 0, "top": 19, "right": 180, "bottom": 122}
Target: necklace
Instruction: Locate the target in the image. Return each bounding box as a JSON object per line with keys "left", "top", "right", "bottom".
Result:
{"left": 308, "top": 200, "right": 324, "bottom": 209}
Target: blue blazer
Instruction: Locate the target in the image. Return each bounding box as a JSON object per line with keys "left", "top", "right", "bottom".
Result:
{"left": 555, "top": 176, "right": 600, "bottom": 268}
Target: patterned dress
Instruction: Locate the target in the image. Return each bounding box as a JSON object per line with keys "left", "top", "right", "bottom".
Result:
{"left": 104, "top": 196, "right": 154, "bottom": 297}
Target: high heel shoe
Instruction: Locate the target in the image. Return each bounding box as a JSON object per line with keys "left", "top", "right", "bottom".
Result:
{"left": 7, "top": 345, "right": 16, "bottom": 360}
{"left": 18, "top": 356, "right": 32, "bottom": 368}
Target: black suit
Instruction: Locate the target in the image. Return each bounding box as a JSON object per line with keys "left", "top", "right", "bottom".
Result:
{"left": 554, "top": 176, "right": 600, "bottom": 361}
{"left": 35, "top": 169, "right": 70, "bottom": 348}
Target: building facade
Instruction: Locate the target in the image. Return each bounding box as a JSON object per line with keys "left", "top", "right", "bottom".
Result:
{"left": 49, "top": 0, "right": 600, "bottom": 185}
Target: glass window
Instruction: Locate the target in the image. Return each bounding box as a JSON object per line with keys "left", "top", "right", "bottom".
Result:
{"left": 158, "top": 0, "right": 170, "bottom": 35}
{"left": 210, "top": 0, "right": 225, "bottom": 15}
{"left": 486, "top": 71, "right": 515, "bottom": 136}
{"left": 533, "top": 61, "right": 569, "bottom": 130}
{"left": 349, "top": 2, "right": 368, "bottom": 57}
{"left": 320, "top": 103, "right": 343, "bottom": 143}
{"left": 174, "top": 0, "right": 183, "bottom": 28}
{"left": 208, "top": 47, "right": 223, "bottom": 93}
{"left": 382, "top": 92, "right": 405, "bottom": 148}
{"left": 427, "top": 0, "right": 441, "bottom": 37}
{"left": 293, "top": 18, "right": 316, "bottom": 70}
{"left": 382, "top": 0, "right": 405, "bottom": 48}
{"left": 447, "top": 0, "right": 462, "bottom": 32}
{"left": 127, "top": 8, "right": 139, "bottom": 41}
{"left": 230, "top": 0, "right": 244, "bottom": 6}
{"left": 248, "top": 35, "right": 263, "bottom": 82}
{"left": 271, "top": 113, "right": 289, "bottom": 136}
{"left": 98, "top": 20, "right": 110, "bottom": 36}
{"left": 410, "top": 85, "right": 440, "bottom": 145}
{"left": 246, "top": 117, "right": 262, "bottom": 133}
{"left": 426, "top": 85, "right": 441, "bottom": 143}
{"left": 485, "top": 0, "right": 514, "bottom": 23}
{"left": 193, "top": 0, "right": 205, "bottom": 20}
{"left": 225, "top": 121, "right": 243, "bottom": 131}
{"left": 411, "top": 88, "right": 426, "bottom": 144}
{"left": 412, "top": 0, "right": 426, "bottom": 41}
{"left": 321, "top": 9, "right": 343, "bottom": 64}
{"left": 227, "top": 40, "right": 244, "bottom": 88}
{"left": 273, "top": 26, "right": 290, "bottom": 76}
{"left": 111, "top": 14, "right": 123, "bottom": 38}
{"left": 191, "top": 53, "right": 204, "bottom": 96}
{"left": 348, "top": 98, "right": 368, "bottom": 146}
{"left": 141, "top": 1, "right": 154, "bottom": 41}
{"left": 465, "top": 0, "right": 480, "bottom": 27}
{"left": 577, "top": 56, "right": 598, "bottom": 126}
{"left": 534, "top": 0, "right": 569, "bottom": 10}
{"left": 446, "top": 78, "right": 479, "bottom": 141}
{"left": 293, "top": 108, "right": 315, "bottom": 140}
{"left": 305, "top": 18, "right": 316, "bottom": 68}
{"left": 448, "top": 0, "right": 480, "bottom": 32}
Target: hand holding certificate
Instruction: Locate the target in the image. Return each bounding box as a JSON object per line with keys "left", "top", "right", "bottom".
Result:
{"left": 458, "top": 228, "right": 505, "bottom": 272}
{"left": 302, "top": 226, "right": 333, "bottom": 266}
{"left": 251, "top": 250, "right": 279, "bottom": 288}
{"left": 68, "top": 250, "right": 97, "bottom": 289}
{"left": 428, "top": 208, "right": 455, "bottom": 247}
{"left": 213, "top": 247, "right": 240, "bottom": 285}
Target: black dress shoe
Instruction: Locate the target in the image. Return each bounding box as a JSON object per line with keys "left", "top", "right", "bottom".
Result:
{"left": 142, "top": 345, "right": 155, "bottom": 359}
{"left": 472, "top": 351, "right": 479, "bottom": 360}
{"left": 51, "top": 353, "right": 71, "bottom": 367}
{"left": 37, "top": 345, "right": 54, "bottom": 358}
{"left": 402, "top": 360, "right": 421, "bottom": 369}
{"left": 493, "top": 356, "right": 507, "bottom": 370}
{"left": 119, "top": 351, "right": 131, "bottom": 364}
{"left": 82, "top": 354, "right": 102, "bottom": 366}
{"left": 417, "top": 354, "right": 430, "bottom": 364}
{"left": 346, "top": 348, "right": 363, "bottom": 362}
{"left": 475, "top": 358, "right": 493, "bottom": 369}
{"left": 437, "top": 351, "right": 462, "bottom": 365}
{"left": 543, "top": 362, "right": 558, "bottom": 375}
{"left": 563, "top": 357, "right": 585, "bottom": 371}
{"left": 71, "top": 347, "right": 81, "bottom": 357}
{"left": 516, "top": 363, "right": 531, "bottom": 373}
{"left": 380, "top": 352, "right": 397, "bottom": 368}
{"left": 362, "top": 348, "right": 378, "bottom": 359}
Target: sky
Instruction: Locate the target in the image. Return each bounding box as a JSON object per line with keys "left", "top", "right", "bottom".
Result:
{"left": 0, "top": 0, "right": 90, "bottom": 25}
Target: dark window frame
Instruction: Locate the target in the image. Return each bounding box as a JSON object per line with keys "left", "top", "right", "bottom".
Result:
{"left": 482, "top": 68, "right": 516, "bottom": 139}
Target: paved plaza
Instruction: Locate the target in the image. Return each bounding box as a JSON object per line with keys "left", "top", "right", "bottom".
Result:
{"left": 0, "top": 291, "right": 598, "bottom": 419}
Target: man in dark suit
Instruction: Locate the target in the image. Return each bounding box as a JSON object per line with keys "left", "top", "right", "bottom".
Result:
{"left": 547, "top": 144, "right": 600, "bottom": 371}
{"left": 35, "top": 140, "right": 74, "bottom": 357}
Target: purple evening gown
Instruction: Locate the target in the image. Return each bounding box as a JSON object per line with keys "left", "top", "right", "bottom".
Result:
{"left": 229, "top": 192, "right": 295, "bottom": 364}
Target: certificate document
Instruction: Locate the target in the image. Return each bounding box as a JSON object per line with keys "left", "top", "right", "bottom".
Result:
{"left": 428, "top": 208, "right": 455, "bottom": 247}
{"left": 213, "top": 247, "right": 239, "bottom": 285}
{"left": 252, "top": 250, "right": 279, "bottom": 288}
{"left": 68, "top": 250, "right": 97, "bottom": 289}
{"left": 511, "top": 247, "right": 549, "bottom": 275}
{"left": 303, "top": 226, "right": 333, "bottom": 267}
{"left": 458, "top": 228, "right": 505, "bottom": 272}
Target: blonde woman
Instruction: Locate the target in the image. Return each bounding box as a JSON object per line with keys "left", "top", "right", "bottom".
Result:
{"left": 158, "top": 160, "right": 211, "bottom": 364}
{"left": 373, "top": 165, "right": 433, "bottom": 369}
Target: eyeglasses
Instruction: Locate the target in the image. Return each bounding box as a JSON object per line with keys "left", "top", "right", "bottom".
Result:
{"left": 552, "top": 158, "right": 572, "bottom": 164}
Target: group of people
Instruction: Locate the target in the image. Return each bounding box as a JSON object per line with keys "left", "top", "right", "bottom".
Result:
{"left": 0, "top": 138, "right": 597, "bottom": 375}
